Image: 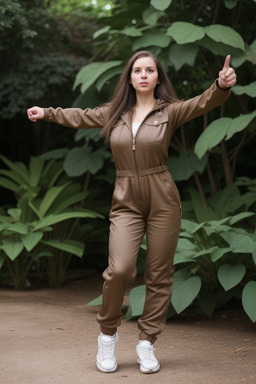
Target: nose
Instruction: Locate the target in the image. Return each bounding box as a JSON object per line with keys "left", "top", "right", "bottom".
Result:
{"left": 141, "top": 70, "right": 147, "bottom": 78}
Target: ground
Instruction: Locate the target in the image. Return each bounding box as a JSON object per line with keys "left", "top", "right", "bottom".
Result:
{"left": 1, "top": 273, "right": 255, "bottom": 384}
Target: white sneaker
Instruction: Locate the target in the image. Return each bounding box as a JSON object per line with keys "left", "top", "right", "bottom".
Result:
{"left": 96, "top": 332, "right": 118, "bottom": 373}
{"left": 136, "top": 340, "right": 160, "bottom": 374}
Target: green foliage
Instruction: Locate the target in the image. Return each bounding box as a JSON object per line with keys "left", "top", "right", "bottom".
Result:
{"left": 41, "top": 128, "right": 112, "bottom": 178}
{"left": 194, "top": 111, "right": 256, "bottom": 160}
{"left": 126, "top": 210, "right": 255, "bottom": 322}
{"left": 0, "top": 155, "right": 103, "bottom": 289}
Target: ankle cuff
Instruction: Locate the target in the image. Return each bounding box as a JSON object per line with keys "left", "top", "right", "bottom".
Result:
{"left": 100, "top": 326, "right": 117, "bottom": 336}
{"left": 139, "top": 331, "right": 157, "bottom": 344}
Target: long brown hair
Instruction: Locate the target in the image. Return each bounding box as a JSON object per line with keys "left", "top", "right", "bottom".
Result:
{"left": 101, "top": 50, "right": 179, "bottom": 142}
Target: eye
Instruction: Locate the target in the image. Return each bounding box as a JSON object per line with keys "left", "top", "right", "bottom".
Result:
{"left": 148, "top": 69, "right": 153, "bottom": 73}
{"left": 134, "top": 69, "right": 140, "bottom": 73}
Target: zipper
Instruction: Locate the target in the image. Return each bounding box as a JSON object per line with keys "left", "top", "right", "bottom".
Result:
{"left": 132, "top": 143, "right": 142, "bottom": 202}
{"left": 131, "top": 104, "right": 163, "bottom": 151}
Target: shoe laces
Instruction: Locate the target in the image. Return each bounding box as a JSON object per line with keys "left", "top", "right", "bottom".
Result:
{"left": 99, "top": 339, "right": 115, "bottom": 359}
{"left": 139, "top": 344, "right": 157, "bottom": 361}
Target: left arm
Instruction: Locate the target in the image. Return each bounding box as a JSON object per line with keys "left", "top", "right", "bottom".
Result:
{"left": 169, "top": 55, "right": 237, "bottom": 130}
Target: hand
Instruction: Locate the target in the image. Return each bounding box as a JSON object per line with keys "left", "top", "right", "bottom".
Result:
{"left": 218, "top": 55, "right": 237, "bottom": 89}
{"left": 27, "top": 106, "right": 44, "bottom": 122}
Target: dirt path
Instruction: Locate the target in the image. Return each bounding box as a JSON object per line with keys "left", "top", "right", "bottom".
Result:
{"left": 1, "top": 273, "right": 255, "bottom": 384}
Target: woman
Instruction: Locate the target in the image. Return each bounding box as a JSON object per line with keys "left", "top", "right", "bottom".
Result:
{"left": 27, "top": 51, "right": 237, "bottom": 374}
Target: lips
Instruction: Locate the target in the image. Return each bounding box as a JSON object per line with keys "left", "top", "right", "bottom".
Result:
{"left": 140, "top": 82, "right": 149, "bottom": 86}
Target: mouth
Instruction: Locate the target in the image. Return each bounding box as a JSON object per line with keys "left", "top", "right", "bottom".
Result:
{"left": 140, "top": 82, "right": 149, "bottom": 86}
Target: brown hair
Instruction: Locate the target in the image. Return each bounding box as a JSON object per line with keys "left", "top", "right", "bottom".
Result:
{"left": 101, "top": 50, "right": 179, "bottom": 142}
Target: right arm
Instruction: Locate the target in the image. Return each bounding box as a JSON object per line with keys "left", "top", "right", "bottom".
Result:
{"left": 27, "top": 105, "right": 109, "bottom": 129}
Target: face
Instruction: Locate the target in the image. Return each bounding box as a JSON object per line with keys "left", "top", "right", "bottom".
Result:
{"left": 130, "top": 57, "right": 158, "bottom": 96}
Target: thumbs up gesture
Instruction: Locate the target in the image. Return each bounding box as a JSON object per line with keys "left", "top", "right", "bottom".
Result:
{"left": 218, "top": 55, "right": 237, "bottom": 89}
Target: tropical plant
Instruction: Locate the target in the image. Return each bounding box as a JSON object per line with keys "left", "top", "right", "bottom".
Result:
{"left": 127, "top": 210, "right": 256, "bottom": 323}
{"left": 72, "top": 0, "right": 256, "bottom": 205}
{"left": 0, "top": 155, "right": 103, "bottom": 288}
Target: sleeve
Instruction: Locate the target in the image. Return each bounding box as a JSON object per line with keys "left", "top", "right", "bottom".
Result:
{"left": 43, "top": 105, "right": 109, "bottom": 129}
{"left": 170, "top": 80, "right": 231, "bottom": 131}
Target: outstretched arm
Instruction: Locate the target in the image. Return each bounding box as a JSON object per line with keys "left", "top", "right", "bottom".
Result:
{"left": 170, "top": 55, "right": 237, "bottom": 130}
{"left": 27, "top": 105, "right": 109, "bottom": 129}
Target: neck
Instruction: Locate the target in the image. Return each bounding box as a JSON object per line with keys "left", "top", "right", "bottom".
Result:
{"left": 135, "top": 93, "right": 156, "bottom": 109}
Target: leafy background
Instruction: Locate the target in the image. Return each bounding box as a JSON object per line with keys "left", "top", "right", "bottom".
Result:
{"left": 0, "top": 0, "right": 255, "bottom": 322}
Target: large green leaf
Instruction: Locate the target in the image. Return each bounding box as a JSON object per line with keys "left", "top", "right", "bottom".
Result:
{"left": 169, "top": 43, "right": 199, "bottom": 70}
{"left": 51, "top": 191, "right": 88, "bottom": 214}
{"left": 29, "top": 157, "right": 45, "bottom": 187}
{"left": 232, "top": 81, "right": 256, "bottom": 97}
{"left": 21, "top": 232, "right": 43, "bottom": 252}
{"left": 126, "top": 285, "right": 146, "bottom": 320}
{"left": 198, "top": 36, "right": 246, "bottom": 67}
{"left": 132, "top": 32, "right": 171, "bottom": 51}
{"left": 0, "top": 169, "right": 28, "bottom": 188}
{"left": 242, "top": 281, "right": 256, "bottom": 322}
{"left": 93, "top": 26, "right": 111, "bottom": 39}
{"left": 73, "top": 61, "right": 122, "bottom": 94}
{"left": 167, "top": 22, "right": 205, "bottom": 44}
{"left": 120, "top": 26, "right": 142, "bottom": 37}
{"left": 194, "top": 118, "right": 230, "bottom": 159}
{"left": 64, "top": 146, "right": 110, "bottom": 177}
{"left": 7, "top": 208, "right": 21, "bottom": 220}
{"left": 86, "top": 294, "right": 103, "bottom": 306}
{"left": 5, "top": 222, "right": 28, "bottom": 235}
{"left": 96, "top": 67, "right": 123, "bottom": 92}
{"left": 205, "top": 25, "right": 245, "bottom": 51}
{"left": 150, "top": 0, "right": 173, "bottom": 11}
{"left": 1, "top": 239, "right": 24, "bottom": 260}
{"left": 142, "top": 8, "right": 164, "bottom": 25}
{"left": 224, "top": 0, "right": 239, "bottom": 9}
{"left": 40, "top": 148, "right": 69, "bottom": 160}
{"left": 210, "top": 247, "right": 232, "bottom": 262}
{"left": 174, "top": 237, "right": 197, "bottom": 264}
{"left": 33, "top": 210, "right": 102, "bottom": 230}
{"left": 225, "top": 111, "right": 256, "bottom": 140}
{"left": 220, "top": 231, "right": 255, "bottom": 255}
{"left": 168, "top": 150, "right": 207, "bottom": 181}
{"left": 41, "top": 239, "right": 85, "bottom": 257}
{"left": 0, "top": 177, "right": 19, "bottom": 192}
{"left": 0, "top": 155, "right": 29, "bottom": 184}
{"left": 38, "top": 184, "right": 70, "bottom": 217}
{"left": 218, "top": 264, "right": 246, "bottom": 291}
{"left": 228, "top": 212, "right": 255, "bottom": 225}
{"left": 194, "top": 112, "right": 256, "bottom": 159}
{"left": 171, "top": 269, "right": 201, "bottom": 314}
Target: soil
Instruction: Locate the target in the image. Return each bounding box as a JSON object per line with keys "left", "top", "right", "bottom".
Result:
{"left": 1, "top": 272, "right": 255, "bottom": 384}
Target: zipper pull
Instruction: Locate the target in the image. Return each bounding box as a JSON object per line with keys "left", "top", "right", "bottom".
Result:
{"left": 132, "top": 139, "right": 136, "bottom": 151}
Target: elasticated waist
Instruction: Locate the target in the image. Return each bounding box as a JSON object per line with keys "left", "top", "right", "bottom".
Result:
{"left": 116, "top": 164, "right": 167, "bottom": 178}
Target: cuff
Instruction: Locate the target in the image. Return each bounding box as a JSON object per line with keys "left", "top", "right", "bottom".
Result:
{"left": 216, "top": 79, "right": 231, "bottom": 91}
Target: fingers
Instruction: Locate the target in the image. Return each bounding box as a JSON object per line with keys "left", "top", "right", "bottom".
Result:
{"left": 223, "top": 55, "right": 230, "bottom": 70}
{"left": 27, "top": 107, "right": 44, "bottom": 122}
{"left": 218, "top": 55, "right": 237, "bottom": 88}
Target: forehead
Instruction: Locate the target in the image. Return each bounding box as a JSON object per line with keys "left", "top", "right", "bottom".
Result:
{"left": 132, "top": 57, "right": 157, "bottom": 69}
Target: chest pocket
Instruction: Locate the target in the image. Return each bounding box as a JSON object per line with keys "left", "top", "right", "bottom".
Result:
{"left": 144, "top": 109, "right": 169, "bottom": 145}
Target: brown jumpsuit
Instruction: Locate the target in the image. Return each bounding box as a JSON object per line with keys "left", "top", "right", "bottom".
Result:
{"left": 43, "top": 81, "right": 230, "bottom": 343}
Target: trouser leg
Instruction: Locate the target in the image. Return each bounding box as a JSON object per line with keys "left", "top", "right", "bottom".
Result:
{"left": 97, "top": 210, "right": 146, "bottom": 334}
{"left": 138, "top": 208, "right": 181, "bottom": 343}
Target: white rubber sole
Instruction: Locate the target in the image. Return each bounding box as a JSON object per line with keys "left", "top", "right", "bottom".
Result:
{"left": 96, "top": 360, "right": 117, "bottom": 373}
{"left": 137, "top": 359, "right": 160, "bottom": 374}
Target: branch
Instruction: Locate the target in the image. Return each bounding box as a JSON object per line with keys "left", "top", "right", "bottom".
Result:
{"left": 193, "top": 172, "right": 208, "bottom": 210}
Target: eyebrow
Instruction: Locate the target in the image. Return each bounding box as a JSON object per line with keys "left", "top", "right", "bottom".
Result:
{"left": 133, "top": 66, "right": 155, "bottom": 70}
